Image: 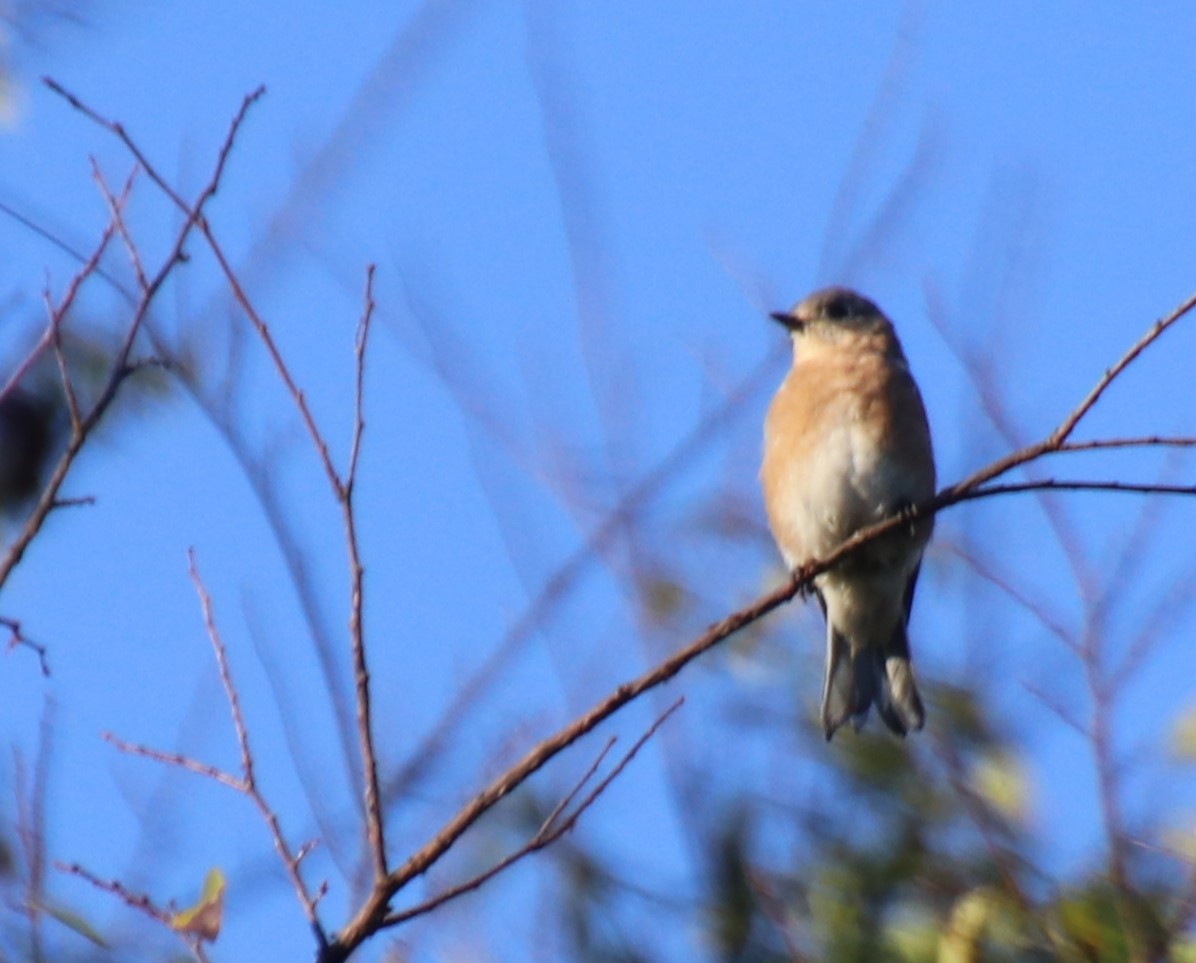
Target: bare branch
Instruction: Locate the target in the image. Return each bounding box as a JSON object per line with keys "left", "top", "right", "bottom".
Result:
{"left": 1055, "top": 435, "right": 1196, "bottom": 454}
{"left": 55, "top": 861, "right": 215, "bottom": 963}
{"left": 1, "top": 615, "right": 50, "bottom": 675}
{"left": 1, "top": 82, "right": 263, "bottom": 592}
{"left": 185, "top": 552, "right": 329, "bottom": 938}
{"left": 535, "top": 737, "right": 616, "bottom": 840}
{"left": 3, "top": 210, "right": 117, "bottom": 406}
{"left": 96, "top": 553, "right": 329, "bottom": 943}
{"left": 91, "top": 160, "right": 148, "bottom": 292}
{"left": 942, "top": 290, "right": 1196, "bottom": 498}
{"left": 1049, "top": 292, "right": 1196, "bottom": 447}
{"left": 56, "top": 861, "right": 173, "bottom": 927}
{"left": 941, "top": 541, "right": 1075, "bottom": 651}
{"left": 203, "top": 231, "right": 345, "bottom": 495}
{"left": 102, "top": 732, "right": 245, "bottom": 792}
{"left": 380, "top": 698, "right": 683, "bottom": 930}
{"left": 43, "top": 78, "right": 265, "bottom": 220}
{"left": 960, "top": 479, "right": 1196, "bottom": 502}
{"left": 33, "top": 77, "right": 1196, "bottom": 962}
{"left": 188, "top": 549, "right": 257, "bottom": 781}
{"left": 347, "top": 265, "right": 376, "bottom": 491}
{"left": 342, "top": 266, "right": 386, "bottom": 882}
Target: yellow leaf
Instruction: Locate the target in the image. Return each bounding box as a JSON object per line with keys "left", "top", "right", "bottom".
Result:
{"left": 171, "top": 867, "right": 225, "bottom": 942}
{"left": 970, "top": 751, "right": 1030, "bottom": 825}
{"left": 938, "top": 887, "right": 999, "bottom": 963}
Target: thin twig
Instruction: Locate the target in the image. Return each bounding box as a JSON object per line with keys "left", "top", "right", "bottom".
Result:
{"left": 92, "top": 160, "right": 148, "bottom": 292}
{"left": 185, "top": 552, "right": 329, "bottom": 938}
{"left": 941, "top": 290, "right": 1196, "bottom": 500}
{"left": 43, "top": 78, "right": 264, "bottom": 221}
{"left": 1, "top": 83, "right": 261, "bottom": 592}
{"left": 3, "top": 212, "right": 117, "bottom": 405}
{"left": 962, "top": 479, "right": 1196, "bottom": 501}
{"left": 343, "top": 266, "right": 386, "bottom": 882}
{"left": 1, "top": 616, "right": 50, "bottom": 675}
{"left": 381, "top": 698, "right": 682, "bottom": 929}
{"left": 1055, "top": 435, "right": 1196, "bottom": 454}
{"left": 141, "top": 173, "right": 389, "bottom": 884}
{"left": 102, "top": 731, "right": 244, "bottom": 791}
{"left": 536, "top": 737, "right": 615, "bottom": 839}
{"left": 1019, "top": 678, "right": 1086, "bottom": 737}
{"left": 51, "top": 495, "right": 96, "bottom": 509}
{"left": 57, "top": 861, "right": 213, "bottom": 962}
{"left": 188, "top": 550, "right": 255, "bottom": 781}
{"left": 347, "top": 265, "right": 375, "bottom": 491}
{"left": 1050, "top": 296, "right": 1196, "bottom": 447}
{"left": 57, "top": 862, "right": 174, "bottom": 926}
{"left": 941, "top": 541, "right": 1074, "bottom": 651}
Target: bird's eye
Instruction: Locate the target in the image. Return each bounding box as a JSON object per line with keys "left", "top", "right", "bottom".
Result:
{"left": 823, "top": 298, "right": 850, "bottom": 320}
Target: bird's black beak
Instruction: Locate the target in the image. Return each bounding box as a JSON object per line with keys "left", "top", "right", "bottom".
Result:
{"left": 770, "top": 311, "right": 803, "bottom": 332}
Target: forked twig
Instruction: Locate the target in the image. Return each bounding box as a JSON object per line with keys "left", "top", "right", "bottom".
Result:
{"left": 100, "top": 552, "right": 328, "bottom": 943}
{"left": 0, "top": 83, "right": 262, "bottom": 594}
{"left": 186, "top": 551, "right": 328, "bottom": 936}
{"left": 384, "top": 699, "right": 683, "bottom": 928}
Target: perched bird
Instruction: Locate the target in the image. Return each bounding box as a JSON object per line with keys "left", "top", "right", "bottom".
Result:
{"left": 760, "top": 287, "right": 935, "bottom": 740}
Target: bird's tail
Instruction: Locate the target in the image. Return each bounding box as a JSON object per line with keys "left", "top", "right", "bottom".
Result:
{"left": 821, "top": 622, "right": 925, "bottom": 740}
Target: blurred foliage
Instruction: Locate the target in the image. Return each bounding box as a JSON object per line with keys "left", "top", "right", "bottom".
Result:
{"left": 0, "top": 321, "right": 176, "bottom": 518}
{"left": 0, "top": 385, "right": 58, "bottom": 511}
{"left": 521, "top": 681, "right": 1196, "bottom": 963}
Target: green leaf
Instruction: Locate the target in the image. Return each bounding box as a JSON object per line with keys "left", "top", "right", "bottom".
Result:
{"left": 170, "top": 867, "right": 226, "bottom": 943}
{"left": 886, "top": 905, "right": 939, "bottom": 962}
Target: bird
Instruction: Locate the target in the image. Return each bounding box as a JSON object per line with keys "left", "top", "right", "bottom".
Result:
{"left": 760, "top": 286, "right": 935, "bottom": 740}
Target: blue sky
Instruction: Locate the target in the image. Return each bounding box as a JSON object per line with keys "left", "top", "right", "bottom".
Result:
{"left": 3, "top": 2, "right": 1196, "bottom": 960}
